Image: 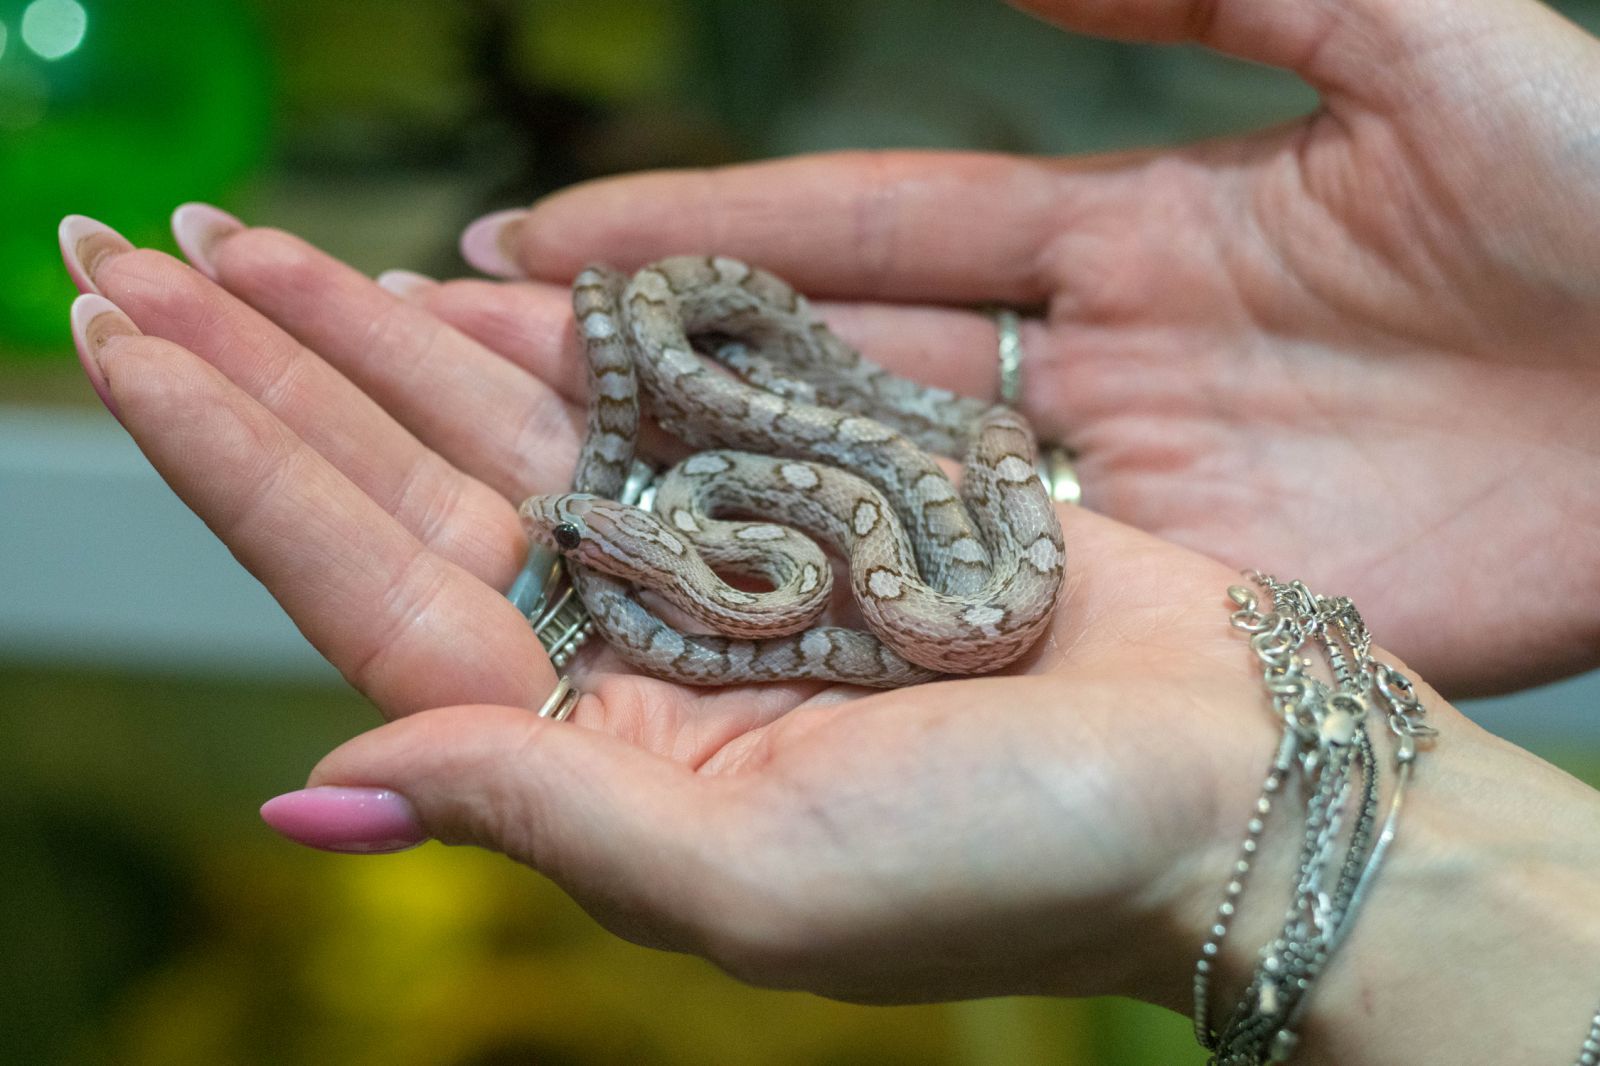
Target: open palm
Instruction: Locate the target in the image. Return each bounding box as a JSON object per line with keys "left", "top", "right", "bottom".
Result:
{"left": 451, "top": 0, "right": 1600, "bottom": 696}
{"left": 59, "top": 0, "right": 1600, "bottom": 1034}
{"left": 71, "top": 209, "right": 1347, "bottom": 1008}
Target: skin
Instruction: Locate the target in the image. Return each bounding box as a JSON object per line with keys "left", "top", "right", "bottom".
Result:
{"left": 60, "top": 0, "right": 1600, "bottom": 1061}
{"left": 468, "top": 0, "right": 1600, "bottom": 698}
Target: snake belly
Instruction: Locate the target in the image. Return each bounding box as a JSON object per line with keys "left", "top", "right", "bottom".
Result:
{"left": 517, "top": 257, "right": 1065, "bottom": 686}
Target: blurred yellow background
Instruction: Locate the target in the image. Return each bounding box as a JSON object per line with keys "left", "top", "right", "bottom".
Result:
{"left": 4, "top": 1, "right": 1600, "bottom": 1063}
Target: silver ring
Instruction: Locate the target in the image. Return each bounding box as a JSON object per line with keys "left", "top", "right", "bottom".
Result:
{"left": 1035, "top": 442, "right": 1082, "bottom": 506}
{"left": 536, "top": 674, "right": 581, "bottom": 720}
{"left": 993, "top": 308, "right": 1024, "bottom": 407}
{"left": 988, "top": 309, "right": 1081, "bottom": 505}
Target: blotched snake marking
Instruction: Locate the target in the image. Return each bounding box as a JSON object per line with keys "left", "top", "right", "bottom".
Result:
{"left": 518, "top": 257, "right": 1065, "bottom": 687}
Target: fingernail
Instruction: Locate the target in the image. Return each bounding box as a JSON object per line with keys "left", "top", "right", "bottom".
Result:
{"left": 259, "top": 786, "right": 428, "bottom": 854}
{"left": 70, "top": 293, "right": 137, "bottom": 420}
{"left": 375, "top": 268, "right": 438, "bottom": 299}
{"left": 171, "top": 202, "right": 245, "bottom": 281}
{"left": 460, "top": 208, "right": 526, "bottom": 278}
{"left": 58, "top": 215, "right": 134, "bottom": 295}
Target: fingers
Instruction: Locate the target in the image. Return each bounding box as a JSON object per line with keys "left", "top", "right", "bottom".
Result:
{"left": 168, "top": 206, "right": 585, "bottom": 501}
{"left": 385, "top": 267, "right": 1037, "bottom": 413}
{"left": 297, "top": 703, "right": 730, "bottom": 952}
{"left": 74, "top": 297, "right": 554, "bottom": 716}
{"left": 479, "top": 151, "right": 1069, "bottom": 304}
{"left": 464, "top": 1, "right": 1447, "bottom": 306}
{"left": 814, "top": 300, "right": 1036, "bottom": 404}
{"left": 63, "top": 215, "right": 527, "bottom": 588}
{"left": 378, "top": 274, "right": 591, "bottom": 405}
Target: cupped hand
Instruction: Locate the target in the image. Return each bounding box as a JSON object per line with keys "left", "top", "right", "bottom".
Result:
{"left": 57, "top": 0, "right": 1600, "bottom": 1023}
{"left": 65, "top": 208, "right": 1465, "bottom": 1012}
{"left": 453, "top": 0, "right": 1600, "bottom": 696}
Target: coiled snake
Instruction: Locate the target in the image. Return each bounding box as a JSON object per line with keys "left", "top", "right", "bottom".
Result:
{"left": 518, "top": 257, "right": 1065, "bottom": 687}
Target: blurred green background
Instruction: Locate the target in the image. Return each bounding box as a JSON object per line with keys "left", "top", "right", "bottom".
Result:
{"left": 4, "top": 1, "right": 1600, "bottom": 1063}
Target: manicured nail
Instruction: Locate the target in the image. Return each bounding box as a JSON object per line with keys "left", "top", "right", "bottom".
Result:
{"left": 375, "top": 268, "right": 438, "bottom": 299}
{"left": 171, "top": 202, "right": 245, "bottom": 281}
{"left": 58, "top": 215, "right": 134, "bottom": 295}
{"left": 69, "top": 293, "right": 137, "bottom": 420}
{"left": 460, "top": 208, "right": 527, "bottom": 277}
{"left": 259, "top": 786, "right": 428, "bottom": 854}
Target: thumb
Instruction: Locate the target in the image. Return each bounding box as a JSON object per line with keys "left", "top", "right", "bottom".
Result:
{"left": 1010, "top": 0, "right": 1368, "bottom": 87}
{"left": 260, "top": 703, "right": 726, "bottom": 952}
{"left": 1009, "top": 0, "right": 1540, "bottom": 100}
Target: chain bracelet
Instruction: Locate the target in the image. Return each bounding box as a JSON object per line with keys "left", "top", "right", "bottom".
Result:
{"left": 1576, "top": 997, "right": 1600, "bottom": 1065}
{"left": 1197, "top": 576, "right": 1375, "bottom": 1058}
{"left": 1193, "top": 573, "right": 1436, "bottom": 1065}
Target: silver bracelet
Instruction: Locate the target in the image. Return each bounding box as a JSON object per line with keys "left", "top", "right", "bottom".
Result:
{"left": 1194, "top": 573, "right": 1437, "bottom": 1065}
{"left": 1578, "top": 1001, "right": 1600, "bottom": 1066}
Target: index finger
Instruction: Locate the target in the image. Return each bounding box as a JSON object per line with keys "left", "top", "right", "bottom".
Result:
{"left": 474, "top": 151, "right": 1067, "bottom": 305}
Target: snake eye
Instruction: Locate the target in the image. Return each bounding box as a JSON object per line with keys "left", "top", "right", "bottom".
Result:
{"left": 552, "top": 522, "right": 582, "bottom": 551}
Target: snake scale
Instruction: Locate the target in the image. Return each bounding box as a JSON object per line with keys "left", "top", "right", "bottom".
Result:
{"left": 517, "top": 256, "right": 1065, "bottom": 687}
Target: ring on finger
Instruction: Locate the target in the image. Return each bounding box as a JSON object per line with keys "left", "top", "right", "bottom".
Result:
{"left": 1035, "top": 442, "right": 1082, "bottom": 506}
{"left": 536, "top": 674, "right": 581, "bottom": 721}
{"left": 991, "top": 308, "right": 1083, "bottom": 506}
{"left": 992, "top": 307, "right": 1025, "bottom": 407}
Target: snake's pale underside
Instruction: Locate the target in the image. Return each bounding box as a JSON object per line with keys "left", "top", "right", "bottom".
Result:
{"left": 518, "top": 256, "right": 1066, "bottom": 687}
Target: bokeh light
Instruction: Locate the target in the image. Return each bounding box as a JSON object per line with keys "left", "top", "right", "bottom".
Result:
{"left": 0, "top": 0, "right": 270, "bottom": 355}
{"left": 19, "top": 0, "right": 86, "bottom": 60}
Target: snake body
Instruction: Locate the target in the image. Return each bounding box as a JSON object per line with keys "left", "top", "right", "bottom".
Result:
{"left": 518, "top": 257, "right": 1065, "bottom": 687}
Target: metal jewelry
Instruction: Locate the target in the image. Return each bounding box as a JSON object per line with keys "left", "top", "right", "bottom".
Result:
{"left": 991, "top": 309, "right": 1083, "bottom": 506}
{"left": 993, "top": 307, "right": 1024, "bottom": 407}
{"left": 535, "top": 674, "right": 580, "bottom": 721}
{"left": 1035, "top": 442, "right": 1083, "bottom": 506}
{"left": 1575, "top": 998, "right": 1600, "bottom": 1066}
{"left": 1194, "top": 572, "right": 1437, "bottom": 1065}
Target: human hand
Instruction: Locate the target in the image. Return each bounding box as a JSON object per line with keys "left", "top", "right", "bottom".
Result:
{"left": 63, "top": 216, "right": 1600, "bottom": 1066}
{"left": 452, "top": 0, "right": 1600, "bottom": 696}
{"left": 63, "top": 208, "right": 1264, "bottom": 1004}
{"left": 64, "top": 217, "right": 1600, "bottom": 1066}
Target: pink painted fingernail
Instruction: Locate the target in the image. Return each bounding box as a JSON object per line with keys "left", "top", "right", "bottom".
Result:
{"left": 259, "top": 786, "right": 428, "bottom": 854}
{"left": 58, "top": 215, "right": 134, "bottom": 295}
{"left": 375, "top": 268, "right": 437, "bottom": 299}
{"left": 70, "top": 293, "right": 136, "bottom": 420}
{"left": 171, "top": 202, "right": 245, "bottom": 281}
{"left": 460, "top": 208, "right": 527, "bottom": 277}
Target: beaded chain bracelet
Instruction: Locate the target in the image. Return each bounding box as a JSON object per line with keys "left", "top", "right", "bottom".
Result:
{"left": 1195, "top": 576, "right": 1600, "bottom": 1064}
{"left": 1192, "top": 574, "right": 1436, "bottom": 1065}
{"left": 1579, "top": 1007, "right": 1600, "bottom": 1066}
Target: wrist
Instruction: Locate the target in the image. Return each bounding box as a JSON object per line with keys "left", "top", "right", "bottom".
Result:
{"left": 1295, "top": 714, "right": 1600, "bottom": 1065}
{"left": 1173, "top": 698, "right": 1600, "bottom": 1065}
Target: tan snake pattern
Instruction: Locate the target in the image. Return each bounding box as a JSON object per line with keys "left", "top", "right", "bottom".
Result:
{"left": 517, "top": 257, "right": 1065, "bottom": 687}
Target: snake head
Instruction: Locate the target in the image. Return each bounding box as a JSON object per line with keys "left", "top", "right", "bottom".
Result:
{"left": 518, "top": 493, "right": 690, "bottom": 582}
{"left": 519, "top": 494, "right": 599, "bottom": 556}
